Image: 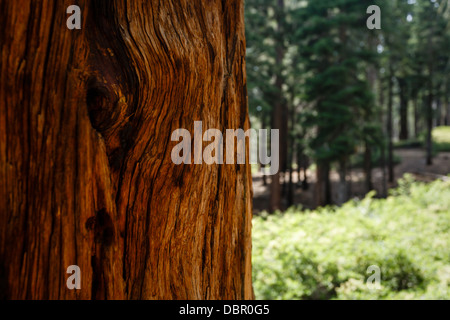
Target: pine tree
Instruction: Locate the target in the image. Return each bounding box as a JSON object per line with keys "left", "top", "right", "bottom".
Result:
{"left": 299, "top": 0, "right": 376, "bottom": 206}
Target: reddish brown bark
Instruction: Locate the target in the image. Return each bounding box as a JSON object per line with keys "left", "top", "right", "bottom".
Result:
{"left": 0, "top": 0, "right": 253, "bottom": 300}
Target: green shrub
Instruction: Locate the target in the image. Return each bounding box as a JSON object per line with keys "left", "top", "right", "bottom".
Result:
{"left": 252, "top": 176, "right": 450, "bottom": 300}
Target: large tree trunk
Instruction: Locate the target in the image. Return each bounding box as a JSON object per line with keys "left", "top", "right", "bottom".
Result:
{"left": 0, "top": 0, "right": 253, "bottom": 300}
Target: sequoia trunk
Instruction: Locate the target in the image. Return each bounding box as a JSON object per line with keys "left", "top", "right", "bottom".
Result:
{"left": 0, "top": 0, "right": 253, "bottom": 300}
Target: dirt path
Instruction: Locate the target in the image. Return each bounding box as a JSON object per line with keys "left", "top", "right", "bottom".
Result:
{"left": 252, "top": 148, "right": 450, "bottom": 214}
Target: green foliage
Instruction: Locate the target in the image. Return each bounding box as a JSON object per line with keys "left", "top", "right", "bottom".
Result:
{"left": 253, "top": 176, "right": 450, "bottom": 299}
{"left": 299, "top": 0, "right": 379, "bottom": 164}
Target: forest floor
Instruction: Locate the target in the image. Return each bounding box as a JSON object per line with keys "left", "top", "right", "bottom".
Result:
{"left": 252, "top": 148, "right": 450, "bottom": 214}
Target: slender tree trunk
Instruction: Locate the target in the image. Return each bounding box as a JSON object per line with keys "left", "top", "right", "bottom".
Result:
{"left": 379, "top": 143, "right": 387, "bottom": 197}
{"left": 387, "top": 64, "right": 395, "bottom": 183}
{"left": 287, "top": 151, "right": 294, "bottom": 207}
{"left": 426, "top": 65, "right": 434, "bottom": 166}
{"left": 436, "top": 98, "right": 442, "bottom": 127}
{"left": 269, "top": 0, "right": 285, "bottom": 212}
{"left": 269, "top": 111, "right": 282, "bottom": 212}
{"left": 0, "top": 0, "right": 253, "bottom": 300}
{"left": 347, "top": 159, "right": 353, "bottom": 200}
{"left": 398, "top": 78, "right": 409, "bottom": 140}
{"left": 286, "top": 102, "right": 296, "bottom": 208}
{"left": 364, "top": 142, "right": 373, "bottom": 192}
{"left": 301, "top": 152, "right": 309, "bottom": 191}
{"left": 260, "top": 113, "right": 268, "bottom": 186}
{"left": 413, "top": 96, "right": 419, "bottom": 137}
{"left": 365, "top": 62, "right": 376, "bottom": 192}
{"left": 445, "top": 94, "right": 450, "bottom": 126}
{"left": 315, "top": 161, "right": 331, "bottom": 207}
{"left": 378, "top": 73, "right": 387, "bottom": 198}
{"left": 297, "top": 143, "right": 302, "bottom": 187}
{"left": 296, "top": 141, "right": 308, "bottom": 190}
{"left": 280, "top": 106, "right": 289, "bottom": 175}
{"left": 337, "top": 158, "right": 348, "bottom": 205}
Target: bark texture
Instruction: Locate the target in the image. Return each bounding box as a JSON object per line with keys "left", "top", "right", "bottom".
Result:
{"left": 0, "top": 0, "right": 253, "bottom": 300}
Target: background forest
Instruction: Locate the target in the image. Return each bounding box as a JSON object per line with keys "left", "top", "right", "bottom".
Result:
{"left": 246, "top": 0, "right": 450, "bottom": 299}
